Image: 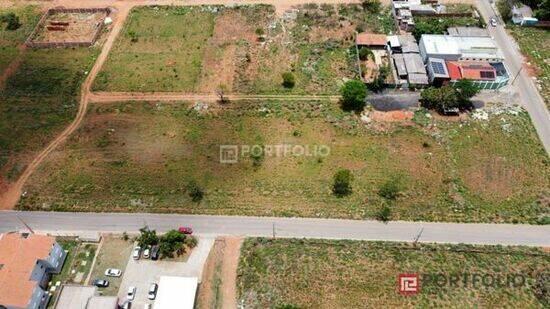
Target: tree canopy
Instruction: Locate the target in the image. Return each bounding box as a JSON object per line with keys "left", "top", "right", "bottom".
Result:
{"left": 340, "top": 80, "right": 367, "bottom": 112}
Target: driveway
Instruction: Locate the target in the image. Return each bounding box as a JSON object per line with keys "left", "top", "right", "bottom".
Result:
{"left": 116, "top": 237, "right": 214, "bottom": 307}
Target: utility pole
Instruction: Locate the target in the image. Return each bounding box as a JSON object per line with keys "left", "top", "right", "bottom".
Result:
{"left": 272, "top": 222, "right": 276, "bottom": 238}
{"left": 413, "top": 227, "right": 424, "bottom": 245}
{"left": 16, "top": 215, "right": 35, "bottom": 234}
{"left": 511, "top": 66, "right": 523, "bottom": 86}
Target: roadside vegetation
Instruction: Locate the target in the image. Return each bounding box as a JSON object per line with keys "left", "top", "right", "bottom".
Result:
{"left": 93, "top": 4, "right": 394, "bottom": 94}
{"left": 238, "top": 238, "right": 550, "bottom": 308}
{"left": 509, "top": 26, "right": 550, "bottom": 108}
{"left": 18, "top": 99, "right": 549, "bottom": 224}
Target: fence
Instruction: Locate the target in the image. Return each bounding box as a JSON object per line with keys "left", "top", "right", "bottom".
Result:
{"left": 25, "top": 7, "right": 111, "bottom": 49}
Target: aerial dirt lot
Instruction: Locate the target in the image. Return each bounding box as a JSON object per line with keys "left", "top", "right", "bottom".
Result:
{"left": 17, "top": 100, "right": 549, "bottom": 224}
{"left": 92, "top": 4, "right": 394, "bottom": 94}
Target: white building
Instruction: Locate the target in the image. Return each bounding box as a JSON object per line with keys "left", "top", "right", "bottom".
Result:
{"left": 418, "top": 34, "right": 504, "bottom": 63}
{"left": 154, "top": 276, "right": 198, "bottom": 309}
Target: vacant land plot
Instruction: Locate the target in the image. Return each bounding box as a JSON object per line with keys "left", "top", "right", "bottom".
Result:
{"left": 88, "top": 235, "right": 134, "bottom": 295}
{"left": 93, "top": 4, "right": 394, "bottom": 94}
{"left": 18, "top": 99, "right": 549, "bottom": 224}
{"left": 509, "top": 26, "right": 550, "bottom": 107}
{"left": 0, "top": 5, "right": 41, "bottom": 74}
{"left": 238, "top": 238, "right": 550, "bottom": 308}
{"left": 0, "top": 46, "right": 99, "bottom": 185}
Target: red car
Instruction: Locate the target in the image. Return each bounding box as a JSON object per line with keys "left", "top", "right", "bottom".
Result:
{"left": 178, "top": 227, "right": 193, "bottom": 234}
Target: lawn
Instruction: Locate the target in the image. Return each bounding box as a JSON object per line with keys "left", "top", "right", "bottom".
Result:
{"left": 0, "top": 47, "right": 99, "bottom": 182}
{"left": 237, "top": 238, "right": 550, "bottom": 308}
{"left": 509, "top": 26, "right": 550, "bottom": 108}
{"left": 17, "top": 100, "right": 549, "bottom": 224}
{"left": 0, "top": 5, "right": 42, "bottom": 74}
{"left": 92, "top": 4, "right": 394, "bottom": 94}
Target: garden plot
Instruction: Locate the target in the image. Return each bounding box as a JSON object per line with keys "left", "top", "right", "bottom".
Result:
{"left": 17, "top": 100, "right": 549, "bottom": 224}
{"left": 93, "top": 4, "right": 395, "bottom": 94}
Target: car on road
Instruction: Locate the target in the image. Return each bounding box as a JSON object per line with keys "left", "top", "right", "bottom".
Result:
{"left": 143, "top": 246, "right": 151, "bottom": 259}
{"left": 144, "top": 304, "right": 151, "bottom": 309}
{"left": 490, "top": 17, "right": 497, "bottom": 27}
{"left": 132, "top": 246, "right": 141, "bottom": 260}
{"left": 178, "top": 226, "right": 193, "bottom": 234}
{"left": 151, "top": 245, "right": 160, "bottom": 260}
{"left": 104, "top": 268, "right": 122, "bottom": 277}
{"left": 122, "top": 302, "right": 132, "bottom": 309}
{"left": 148, "top": 283, "right": 158, "bottom": 300}
{"left": 127, "top": 286, "right": 137, "bottom": 301}
{"left": 92, "top": 279, "right": 109, "bottom": 288}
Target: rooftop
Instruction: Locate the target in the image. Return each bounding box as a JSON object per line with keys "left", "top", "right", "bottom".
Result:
{"left": 55, "top": 285, "right": 97, "bottom": 309}
{"left": 420, "top": 34, "right": 503, "bottom": 60}
{"left": 0, "top": 233, "right": 55, "bottom": 308}
{"left": 446, "top": 60, "right": 497, "bottom": 81}
{"left": 356, "top": 33, "right": 387, "bottom": 46}
{"left": 155, "top": 276, "right": 198, "bottom": 309}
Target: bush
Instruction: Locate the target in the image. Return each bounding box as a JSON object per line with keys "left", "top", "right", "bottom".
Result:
{"left": 496, "top": 0, "right": 512, "bottom": 22}
{"left": 340, "top": 80, "right": 367, "bottom": 112}
{"left": 185, "top": 236, "right": 198, "bottom": 248}
{"left": 255, "top": 28, "right": 265, "bottom": 36}
{"left": 378, "top": 178, "right": 400, "bottom": 200}
{"left": 362, "top": 0, "right": 381, "bottom": 14}
{"left": 358, "top": 47, "right": 373, "bottom": 61}
{"left": 282, "top": 72, "right": 295, "bottom": 88}
{"left": 187, "top": 180, "right": 204, "bottom": 202}
{"left": 0, "top": 13, "right": 21, "bottom": 31}
{"left": 137, "top": 226, "right": 159, "bottom": 247}
{"left": 159, "top": 230, "right": 186, "bottom": 258}
{"left": 128, "top": 30, "right": 139, "bottom": 42}
{"left": 376, "top": 205, "right": 392, "bottom": 222}
{"left": 332, "top": 169, "right": 353, "bottom": 197}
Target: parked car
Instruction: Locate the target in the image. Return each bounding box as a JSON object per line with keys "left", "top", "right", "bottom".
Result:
{"left": 122, "top": 301, "right": 132, "bottom": 309}
{"left": 127, "top": 286, "right": 137, "bottom": 301}
{"left": 148, "top": 283, "right": 158, "bottom": 300}
{"left": 144, "top": 304, "right": 151, "bottom": 309}
{"left": 92, "top": 279, "right": 109, "bottom": 288}
{"left": 143, "top": 246, "right": 151, "bottom": 259}
{"left": 104, "top": 268, "right": 122, "bottom": 277}
{"left": 132, "top": 246, "right": 141, "bottom": 260}
{"left": 178, "top": 226, "right": 193, "bottom": 234}
{"left": 490, "top": 17, "right": 497, "bottom": 27}
{"left": 151, "top": 245, "right": 160, "bottom": 260}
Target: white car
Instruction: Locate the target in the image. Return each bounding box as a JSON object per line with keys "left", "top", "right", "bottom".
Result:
{"left": 148, "top": 283, "right": 158, "bottom": 300}
{"left": 143, "top": 246, "right": 151, "bottom": 259}
{"left": 127, "top": 286, "right": 137, "bottom": 301}
{"left": 104, "top": 268, "right": 122, "bottom": 277}
{"left": 132, "top": 246, "right": 141, "bottom": 260}
{"left": 490, "top": 18, "right": 497, "bottom": 27}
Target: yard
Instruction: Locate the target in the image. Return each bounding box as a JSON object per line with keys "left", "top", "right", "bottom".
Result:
{"left": 17, "top": 99, "right": 549, "bottom": 224}
{"left": 92, "top": 4, "right": 394, "bottom": 94}
{"left": 509, "top": 26, "right": 550, "bottom": 108}
{"left": 237, "top": 238, "right": 550, "bottom": 308}
{"left": 0, "top": 47, "right": 99, "bottom": 183}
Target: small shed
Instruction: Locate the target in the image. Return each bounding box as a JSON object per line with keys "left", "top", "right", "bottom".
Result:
{"left": 356, "top": 33, "right": 387, "bottom": 49}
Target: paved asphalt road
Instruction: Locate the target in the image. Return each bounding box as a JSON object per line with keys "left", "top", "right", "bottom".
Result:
{"left": 477, "top": 0, "right": 550, "bottom": 153}
{"left": 1, "top": 211, "right": 549, "bottom": 247}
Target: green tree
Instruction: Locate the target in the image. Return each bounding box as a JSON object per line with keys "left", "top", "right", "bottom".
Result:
{"left": 0, "top": 13, "right": 21, "bottom": 31}
{"left": 159, "top": 230, "right": 186, "bottom": 258}
{"left": 282, "top": 72, "right": 295, "bottom": 88}
{"left": 187, "top": 180, "right": 204, "bottom": 202}
{"left": 420, "top": 86, "right": 459, "bottom": 113}
{"left": 496, "top": 0, "right": 512, "bottom": 22}
{"left": 137, "top": 226, "right": 159, "bottom": 247}
{"left": 358, "top": 47, "right": 373, "bottom": 61}
{"left": 454, "top": 79, "right": 479, "bottom": 108}
{"left": 332, "top": 169, "right": 353, "bottom": 197}
{"left": 376, "top": 205, "right": 392, "bottom": 222}
{"left": 340, "top": 80, "right": 367, "bottom": 111}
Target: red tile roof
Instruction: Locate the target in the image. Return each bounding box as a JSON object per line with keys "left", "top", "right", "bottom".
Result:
{"left": 0, "top": 233, "right": 55, "bottom": 308}
{"left": 356, "top": 33, "right": 387, "bottom": 46}
{"left": 445, "top": 61, "right": 496, "bottom": 81}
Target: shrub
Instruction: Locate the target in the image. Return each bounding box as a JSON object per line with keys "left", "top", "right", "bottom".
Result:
{"left": 282, "top": 72, "right": 295, "bottom": 88}
{"left": 496, "top": 0, "right": 512, "bottom": 22}
{"left": 378, "top": 177, "right": 400, "bottom": 200}
{"left": 185, "top": 236, "right": 198, "bottom": 248}
{"left": 340, "top": 80, "right": 367, "bottom": 112}
{"left": 332, "top": 169, "right": 353, "bottom": 197}
{"left": 137, "top": 226, "right": 159, "bottom": 247}
{"left": 187, "top": 180, "right": 204, "bottom": 202}
{"left": 358, "top": 47, "right": 373, "bottom": 61}
{"left": 362, "top": 0, "right": 382, "bottom": 14}
{"left": 376, "top": 205, "right": 392, "bottom": 222}
{"left": 255, "top": 28, "right": 265, "bottom": 36}
{"left": 128, "top": 30, "right": 139, "bottom": 42}
{"left": 159, "top": 230, "right": 186, "bottom": 258}
{"left": 0, "top": 13, "right": 21, "bottom": 30}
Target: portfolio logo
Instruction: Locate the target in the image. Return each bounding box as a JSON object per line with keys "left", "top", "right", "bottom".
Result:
{"left": 398, "top": 273, "right": 420, "bottom": 295}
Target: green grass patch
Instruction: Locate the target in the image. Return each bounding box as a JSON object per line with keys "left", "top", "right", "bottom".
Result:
{"left": 509, "top": 26, "right": 550, "bottom": 108}
{"left": 238, "top": 238, "right": 550, "bottom": 308}
{"left": 18, "top": 100, "right": 549, "bottom": 224}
